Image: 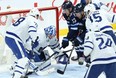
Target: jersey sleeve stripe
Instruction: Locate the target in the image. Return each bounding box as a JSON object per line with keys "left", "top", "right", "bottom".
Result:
{"left": 15, "top": 65, "right": 25, "bottom": 69}
{"left": 68, "top": 22, "right": 83, "bottom": 26}
{"left": 85, "top": 41, "right": 93, "bottom": 45}
{"left": 28, "top": 26, "right": 37, "bottom": 33}
{"left": 100, "top": 25, "right": 112, "bottom": 31}
{"left": 84, "top": 45, "right": 93, "bottom": 50}
{"left": 63, "top": 38, "right": 68, "bottom": 41}
{"left": 92, "top": 56, "right": 116, "bottom": 62}
{"left": 14, "top": 70, "right": 23, "bottom": 74}
{"left": 29, "top": 26, "right": 36, "bottom": 29}
{"left": 28, "top": 30, "right": 37, "bottom": 33}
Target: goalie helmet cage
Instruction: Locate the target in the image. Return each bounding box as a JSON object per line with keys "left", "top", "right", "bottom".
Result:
{"left": 0, "top": 6, "right": 59, "bottom": 39}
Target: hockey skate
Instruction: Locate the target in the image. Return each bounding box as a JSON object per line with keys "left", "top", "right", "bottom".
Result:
{"left": 78, "top": 57, "right": 85, "bottom": 65}
{"left": 86, "top": 63, "right": 90, "bottom": 67}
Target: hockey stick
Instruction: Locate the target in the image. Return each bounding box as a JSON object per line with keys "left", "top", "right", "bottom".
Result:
{"left": 34, "top": 47, "right": 74, "bottom": 70}
{"left": 26, "top": 47, "right": 60, "bottom": 75}
{"left": 57, "top": 46, "right": 75, "bottom": 74}
{"left": 26, "top": 48, "right": 74, "bottom": 75}
{"left": 25, "top": 51, "right": 57, "bottom": 75}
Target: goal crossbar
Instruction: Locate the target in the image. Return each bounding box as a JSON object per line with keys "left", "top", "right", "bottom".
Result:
{"left": 0, "top": 7, "right": 59, "bottom": 39}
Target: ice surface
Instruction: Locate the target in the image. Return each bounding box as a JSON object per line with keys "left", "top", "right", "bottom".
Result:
{"left": 0, "top": 62, "right": 87, "bottom": 78}
{"left": 0, "top": 37, "right": 106, "bottom": 78}
{"left": 0, "top": 61, "right": 106, "bottom": 78}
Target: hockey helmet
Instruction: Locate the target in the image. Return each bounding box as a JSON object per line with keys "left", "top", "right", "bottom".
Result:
{"left": 74, "top": 3, "right": 85, "bottom": 13}
{"left": 28, "top": 7, "right": 41, "bottom": 17}
{"left": 84, "top": 4, "right": 96, "bottom": 16}
{"left": 44, "top": 25, "right": 56, "bottom": 38}
{"left": 62, "top": 1, "right": 73, "bottom": 10}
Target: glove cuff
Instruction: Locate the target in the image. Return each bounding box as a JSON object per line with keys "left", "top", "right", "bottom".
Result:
{"left": 63, "top": 37, "right": 68, "bottom": 41}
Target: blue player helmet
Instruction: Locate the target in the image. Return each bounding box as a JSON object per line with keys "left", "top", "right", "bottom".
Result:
{"left": 62, "top": 0, "right": 73, "bottom": 10}
{"left": 74, "top": 3, "right": 85, "bottom": 13}
{"left": 44, "top": 25, "right": 56, "bottom": 38}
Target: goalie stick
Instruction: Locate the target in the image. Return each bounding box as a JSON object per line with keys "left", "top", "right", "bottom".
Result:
{"left": 57, "top": 46, "right": 75, "bottom": 74}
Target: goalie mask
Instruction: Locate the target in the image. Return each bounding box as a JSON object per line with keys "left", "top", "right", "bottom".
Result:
{"left": 44, "top": 25, "right": 56, "bottom": 39}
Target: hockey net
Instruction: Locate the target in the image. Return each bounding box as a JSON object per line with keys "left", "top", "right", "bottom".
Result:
{"left": 0, "top": 7, "right": 59, "bottom": 65}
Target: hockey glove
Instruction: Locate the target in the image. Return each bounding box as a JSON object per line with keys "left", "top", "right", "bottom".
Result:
{"left": 73, "top": 36, "right": 83, "bottom": 46}
{"left": 62, "top": 37, "right": 69, "bottom": 48}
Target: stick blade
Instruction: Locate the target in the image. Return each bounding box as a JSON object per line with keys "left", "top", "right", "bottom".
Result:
{"left": 26, "top": 71, "right": 33, "bottom": 75}
{"left": 57, "top": 69, "right": 64, "bottom": 74}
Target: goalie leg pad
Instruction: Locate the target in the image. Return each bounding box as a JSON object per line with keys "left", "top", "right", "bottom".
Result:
{"left": 35, "top": 59, "right": 55, "bottom": 76}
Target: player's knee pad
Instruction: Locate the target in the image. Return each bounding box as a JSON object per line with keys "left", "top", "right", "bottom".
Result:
{"left": 38, "top": 59, "right": 52, "bottom": 71}
{"left": 57, "top": 53, "right": 69, "bottom": 64}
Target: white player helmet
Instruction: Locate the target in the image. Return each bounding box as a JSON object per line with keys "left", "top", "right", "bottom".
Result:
{"left": 28, "top": 7, "right": 40, "bottom": 17}
{"left": 84, "top": 4, "right": 96, "bottom": 17}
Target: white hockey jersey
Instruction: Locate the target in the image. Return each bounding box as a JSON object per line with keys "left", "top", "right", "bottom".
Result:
{"left": 86, "top": 10, "right": 116, "bottom": 32}
{"left": 6, "top": 16, "right": 40, "bottom": 50}
{"left": 84, "top": 31, "right": 116, "bottom": 64}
